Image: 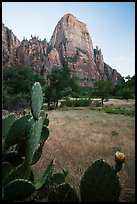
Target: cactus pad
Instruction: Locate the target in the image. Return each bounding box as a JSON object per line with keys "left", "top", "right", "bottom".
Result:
{"left": 3, "top": 162, "right": 31, "bottom": 186}
{"left": 35, "top": 159, "right": 55, "bottom": 190}
{"left": 31, "top": 82, "right": 43, "bottom": 120}
{"left": 4, "top": 151, "right": 24, "bottom": 167}
{"left": 26, "top": 118, "right": 43, "bottom": 164}
{"left": 31, "top": 143, "right": 44, "bottom": 165}
{"left": 2, "top": 162, "right": 13, "bottom": 184}
{"left": 3, "top": 179, "right": 36, "bottom": 201}
{"left": 80, "top": 159, "right": 121, "bottom": 202}
{"left": 43, "top": 117, "right": 49, "bottom": 126}
{"left": 4, "top": 115, "right": 31, "bottom": 150}
{"left": 39, "top": 126, "right": 49, "bottom": 143}
{"left": 48, "top": 183, "right": 80, "bottom": 202}
{"left": 2, "top": 113, "right": 16, "bottom": 139}
{"left": 40, "top": 110, "right": 45, "bottom": 118}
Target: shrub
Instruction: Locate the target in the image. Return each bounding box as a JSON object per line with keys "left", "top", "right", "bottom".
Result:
{"left": 103, "top": 106, "right": 135, "bottom": 117}
{"left": 61, "top": 98, "right": 91, "bottom": 107}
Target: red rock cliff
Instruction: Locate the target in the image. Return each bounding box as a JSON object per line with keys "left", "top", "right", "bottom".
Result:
{"left": 2, "top": 14, "right": 122, "bottom": 85}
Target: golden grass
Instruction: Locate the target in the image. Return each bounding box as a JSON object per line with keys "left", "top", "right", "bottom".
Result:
{"left": 32, "top": 105, "right": 135, "bottom": 201}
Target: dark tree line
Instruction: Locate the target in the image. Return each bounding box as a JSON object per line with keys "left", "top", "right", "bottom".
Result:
{"left": 2, "top": 65, "right": 135, "bottom": 110}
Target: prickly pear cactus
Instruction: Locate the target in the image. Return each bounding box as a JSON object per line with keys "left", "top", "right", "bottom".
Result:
{"left": 26, "top": 118, "right": 43, "bottom": 164}
{"left": 3, "top": 179, "right": 36, "bottom": 201}
{"left": 2, "top": 113, "right": 16, "bottom": 139}
{"left": 2, "top": 82, "right": 70, "bottom": 201}
{"left": 31, "top": 82, "right": 43, "bottom": 120}
{"left": 80, "top": 159, "right": 121, "bottom": 202}
{"left": 4, "top": 114, "right": 31, "bottom": 150}
{"left": 48, "top": 183, "right": 80, "bottom": 202}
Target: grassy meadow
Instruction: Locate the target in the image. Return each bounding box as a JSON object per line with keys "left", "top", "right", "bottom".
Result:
{"left": 32, "top": 99, "right": 135, "bottom": 202}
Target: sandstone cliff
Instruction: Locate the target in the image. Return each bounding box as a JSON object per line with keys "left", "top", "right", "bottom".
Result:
{"left": 2, "top": 14, "right": 122, "bottom": 85}
{"left": 2, "top": 23, "right": 20, "bottom": 66}
{"left": 49, "top": 14, "right": 122, "bottom": 84}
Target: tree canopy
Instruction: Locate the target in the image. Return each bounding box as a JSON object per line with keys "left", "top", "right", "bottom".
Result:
{"left": 3, "top": 66, "right": 45, "bottom": 110}
{"left": 93, "top": 80, "right": 113, "bottom": 106}
{"left": 44, "top": 65, "right": 78, "bottom": 108}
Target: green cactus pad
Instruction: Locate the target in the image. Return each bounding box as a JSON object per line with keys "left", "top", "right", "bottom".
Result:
{"left": 80, "top": 159, "right": 121, "bottom": 202}
{"left": 40, "top": 110, "right": 45, "bottom": 118}
{"left": 26, "top": 117, "right": 43, "bottom": 164}
{"left": 43, "top": 117, "right": 49, "bottom": 126}
{"left": 3, "top": 162, "right": 31, "bottom": 186}
{"left": 29, "top": 170, "right": 35, "bottom": 183}
{"left": 48, "top": 172, "right": 66, "bottom": 187}
{"left": 3, "top": 179, "right": 36, "bottom": 201}
{"left": 16, "top": 137, "right": 27, "bottom": 158}
{"left": 37, "top": 171, "right": 67, "bottom": 200}
{"left": 31, "top": 143, "right": 44, "bottom": 165}
{"left": 31, "top": 82, "right": 43, "bottom": 120}
{"left": 25, "top": 117, "right": 35, "bottom": 134}
{"left": 4, "top": 115, "right": 31, "bottom": 150}
{"left": 39, "top": 126, "right": 49, "bottom": 143}
{"left": 4, "top": 151, "right": 24, "bottom": 167}
{"left": 35, "top": 159, "right": 55, "bottom": 190}
{"left": 2, "top": 113, "right": 16, "bottom": 139}
{"left": 2, "top": 162, "right": 13, "bottom": 184}
{"left": 48, "top": 183, "right": 80, "bottom": 202}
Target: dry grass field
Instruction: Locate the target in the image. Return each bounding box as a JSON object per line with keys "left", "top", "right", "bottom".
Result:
{"left": 32, "top": 99, "right": 135, "bottom": 201}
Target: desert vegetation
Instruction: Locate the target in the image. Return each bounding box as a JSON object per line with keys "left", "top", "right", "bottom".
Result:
{"left": 2, "top": 80, "right": 135, "bottom": 201}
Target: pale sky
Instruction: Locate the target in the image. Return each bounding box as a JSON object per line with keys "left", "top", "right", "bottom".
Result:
{"left": 2, "top": 2, "right": 135, "bottom": 77}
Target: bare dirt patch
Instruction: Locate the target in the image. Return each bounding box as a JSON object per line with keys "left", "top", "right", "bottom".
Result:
{"left": 104, "top": 99, "right": 135, "bottom": 107}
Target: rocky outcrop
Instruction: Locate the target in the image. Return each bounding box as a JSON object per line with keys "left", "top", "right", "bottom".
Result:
{"left": 103, "top": 62, "right": 122, "bottom": 84}
{"left": 49, "top": 14, "right": 98, "bottom": 80}
{"left": 44, "top": 48, "right": 63, "bottom": 76}
{"left": 2, "top": 14, "right": 122, "bottom": 85}
{"left": 50, "top": 14, "right": 94, "bottom": 58}
{"left": 15, "top": 37, "right": 48, "bottom": 74}
{"left": 2, "top": 23, "right": 20, "bottom": 66}
{"left": 49, "top": 14, "right": 122, "bottom": 84}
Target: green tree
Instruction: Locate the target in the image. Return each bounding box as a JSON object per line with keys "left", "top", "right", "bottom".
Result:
{"left": 3, "top": 66, "right": 35, "bottom": 94}
{"left": 112, "top": 75, "right": 135, "bottom": 99}
{"left": 125, "top": 75, "right": 135, "bottom": 97}
{"left": 112, "top": 77, "right": 125, "bottom": 98}
{"left": 94, "top": 80, "right": 113, "bottom": 106}
{"left": 122, "top": 87, "right": 133, "bottom": 100}
{"left": 3, "top": 66, "right": 45, "bottom": 110}
{"left": 45, "top": 65, "right": 78, "bottom": 108}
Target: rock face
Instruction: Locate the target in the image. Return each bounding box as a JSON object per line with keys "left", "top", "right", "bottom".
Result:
{"left": 49, "top": 14, "right": 122, "bottom": 84}
{"left": 2, "top": 23, "right": 20, "bottom": 66}
{"left": 2, "top": 14, "right": 122, "bottom": 85}
{"left": 49, "top": 14, "right": 98, "bottom": 80}
{"left": 15, "top": 38, "right": 48, "bottom": 74}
